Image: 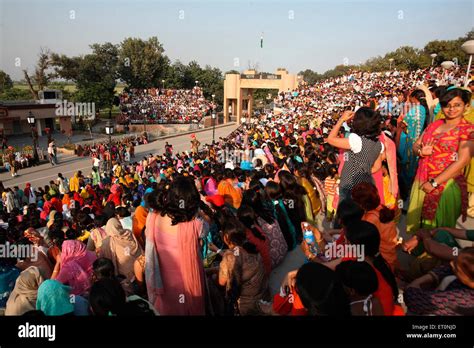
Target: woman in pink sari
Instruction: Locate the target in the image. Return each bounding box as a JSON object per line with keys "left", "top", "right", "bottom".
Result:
{"left": 145, "top": 176, "right": 206, "bottom": 315}
{"left": 407, "top": 88, "right": 474, "bottom": 233}
{"left": 51, "top": 240, "right": 97, "bottom": 296}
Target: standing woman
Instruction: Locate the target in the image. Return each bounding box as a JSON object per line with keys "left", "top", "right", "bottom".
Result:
{"left": 407, "top": 88, "right": 474, "bottom": 233}
{"left": 397, "top": 90, "right": 428, "bottom": 197}
{"left": 327, "top": 107, "right": 382, "bottom": 203}
{"left": 145, "top": 176, "right": 206, "bottom": 315}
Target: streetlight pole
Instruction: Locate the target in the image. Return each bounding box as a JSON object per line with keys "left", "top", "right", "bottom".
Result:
{"left": 461, "top": 40, "right": 474, "bottom": 87}
{"left": 105, "top": 120, "right": 114, "bottom": 173}
{"left": 430, "top": 53, "right": 437, "bottom": 66}
{"left": 27, "top": 111, "right": 39, "bottom": 165}
{"left": 141, "top": 108, "right": 148, "bottom": 133}
{"left": 389, "top": 58, "right": 394, "bottom": 70}
{"left": 211, "top": 94, "right": 216, "bottom": 144}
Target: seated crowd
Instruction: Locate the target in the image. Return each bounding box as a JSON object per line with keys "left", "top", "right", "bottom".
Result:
{"left": 0, "top": 67, "right": 474, "bottom": 317}
{"left": 118, "top": 87, "right": 213, "bottom": 125}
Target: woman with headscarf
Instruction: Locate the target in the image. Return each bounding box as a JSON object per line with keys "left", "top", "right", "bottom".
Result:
{"left": 107, "top": 184, "right": 122, "bottom": 206}
{"left": 132, "top": 204, "right": 148, "bottom": 248}
{"left": 3, "top": 188, "right": 14, "bottom": 213}
{"left": 39, "top": 200, "right": 52, "bottom": 221}
{"left": 74, "top": 190, "right": 85, "bottom": 205}
{"left": 99, "top": 217, "right": 143, "bottom": 288}
{"left": 24, "top": 183, "right": 36, "bottom": 205}
{"left": 69, "top": 172, "right": 80, "bottom": 193}
{"left": 62, "top": 193, "right": 72, "bottom": 209}
{"left": 52, "top": 240, "right": 97, "bottom": 296}
{"left": 5, "top": 266, "right": 45, "bottom": 315}
{"left": 36, "top": 279, "right": 89, "bottom": 316}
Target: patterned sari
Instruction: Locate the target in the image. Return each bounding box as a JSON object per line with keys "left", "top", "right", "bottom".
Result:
{"left": 406, "top": 119, "right": 474, "bottom": 233}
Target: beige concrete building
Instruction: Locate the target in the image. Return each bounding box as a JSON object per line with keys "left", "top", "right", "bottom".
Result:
{"left": 223, "top": 68, "right": 301, "bottom": 123}
{"left": 0, "top": 102, "right": 72, "bottom": 136}
{"left": 0, "top": 90, "right": 72, "bottom": 136}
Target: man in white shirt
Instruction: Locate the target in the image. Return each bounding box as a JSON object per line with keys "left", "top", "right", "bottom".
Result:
{"left": 48, "top": 141, "right": 57, "bottom": 166}
{"left": 92, "top": 156, "right": 101, "bottom": 171}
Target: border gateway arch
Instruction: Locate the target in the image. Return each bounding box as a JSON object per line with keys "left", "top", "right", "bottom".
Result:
{"left": 223, "top": 68, "right": 301, "bottom": 124}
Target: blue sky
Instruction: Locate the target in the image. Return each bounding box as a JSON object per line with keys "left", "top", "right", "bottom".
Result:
{"left": 0, "top": 0, "right": 472, "bottom": 80}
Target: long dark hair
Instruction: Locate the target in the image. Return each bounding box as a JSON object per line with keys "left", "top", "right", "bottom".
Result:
{"left": 147, "top": 176, "right": 200, "bottom": 225}
{"left": 89, "top": 278, "right": 126, "bottom": 316}
{"left": 277, "top": 170, "right": 307, "bottom": 237}
{"left": 265, "top": 181, "right": 296, "bottom": 250}
{"left": 335, "top": 199, "right": 364, "bottom": 227}
{"left": 221, "top": 216, "right": 258, "bottom": 255}
{"left": 241, "top": 188, "right": 275, "bottom": 225}
{"left": 336, "top": 260, "right": 379, "bottom": 297}
{"left": 410, "top": 89, "right": 429, "bottom": 129}
{"left": 345, "top": 220, "right": 399, "bottom": 299}
{"left": 295, "top": 262, "right": 351, "bottom": 316}
{"left": 237, "top": 205, "right": 266, "bottom": 241}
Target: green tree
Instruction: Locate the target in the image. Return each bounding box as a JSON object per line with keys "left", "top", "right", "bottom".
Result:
{"left": 117, "top": 37, "right": 169, "bottom": 88}
{"left": 165, "top": 60, "right": 187, "bottom": 89}
{"left": 22, "top": 48, "right": 56, "bottom": 100}
{"left": 75, "top": 43, "right": 119, "bottom": 112}
{"left": 298, "top": 69, "right": 323, "bottom": 84}
{"left": 51, "top": 43, "right": 119, "bottom": 113}
{"left": 0, "top": 88, "right": 32, "bottom": 101}
{"left": 0, "top": 70, "right": 13, "bottom": 93}
{"left": 424, "top": 39, "right": 468, "bottom": 65}
{"left": 50, "top": 53, "right": 82, "bottom": 81}
{"left": 322, "top": 64, "right": 358, "bottom": 79}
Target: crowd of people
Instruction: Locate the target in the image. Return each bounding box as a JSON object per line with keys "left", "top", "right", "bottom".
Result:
{"left": 0, "top": 65, "right": 474, "bottom": 317}
{"left": 118, "top": 87, "right": 214, "bottom": 125}
{"left": 2, "top": 147, "right": 39, "bottom": 177}
{"left": 73, "top": 135, "right": 149, "bottom": 170}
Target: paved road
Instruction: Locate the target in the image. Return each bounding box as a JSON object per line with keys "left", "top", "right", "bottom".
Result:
{"left": 1, "top": 123, "right": 239, "bottom": 189}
